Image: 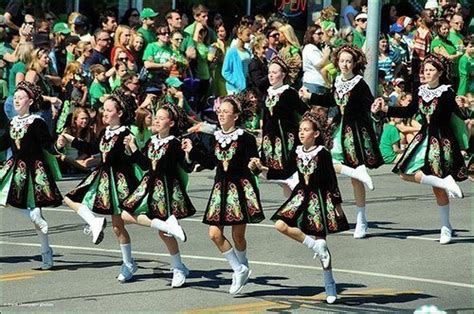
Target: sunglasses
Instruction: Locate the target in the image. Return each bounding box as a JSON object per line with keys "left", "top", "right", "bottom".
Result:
{"left": 159, "top": 32, "right": 170, "bottom": 36}
{"left": 46, "top": 17, "right": 54, "bottom": 21}
{"left": 174, "top": 38, "right": 184, "bottom": 41}
{"left": 269, "top": 33, "right": 279, "bottom": 38}
{"left": 118, "top": 57, "right": 128, "bottom": 62}
{"left": 315, "top": 32, "right": 324, "bottom": 35}
{"left": 357, "top": 19, "right": 367, "bottom": 22}
{"left": 25, "top": 21, "right": 35, "bottom": 25}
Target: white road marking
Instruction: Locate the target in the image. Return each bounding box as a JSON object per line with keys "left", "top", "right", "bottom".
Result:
{"left": 1, "top": 240, "right": 472, "bottom": 289}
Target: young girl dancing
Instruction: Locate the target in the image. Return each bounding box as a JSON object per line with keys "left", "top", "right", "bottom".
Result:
{"left": 373, "top": 54, "right": 467, "bottom": 244}
{"left": 0, "top": 81, "right": 63, "bottom": 270}
{"left": 182, "top": 96, "right": 265, "bottom": 296}
{"left": 121, "top": 104, "right": 194, "bottom": 288}
{"left": 300, "top": 44, "right": 384, "bottom": 239}
{"left": 251, "top": 111, "right": 349, "bottom": 304}
{"left": 58, "top": 91, "right": 141, "bottom": 282}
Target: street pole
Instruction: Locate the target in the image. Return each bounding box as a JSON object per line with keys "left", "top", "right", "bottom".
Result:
{"left": 364, "top": 0, "right": 382, "bottom": 96}
{"left": 247, "top": 0, "right": 251, "bottom": 15}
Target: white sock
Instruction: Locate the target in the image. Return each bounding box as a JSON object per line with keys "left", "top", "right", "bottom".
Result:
{"left": 235, "top": 249, "right": 248, "bottom": 266}
{"left": 323, "top": 269, "right": 335, "bottom": 284}
{"left": 35, "top": 229, "right": 50, "bottom": 253}
{"left": 355, "top": 207, "right": 367, "bottom": 225}
{"left": 120, "top": 243, "right": 133, "bottom": 265}
{"left": 438, "top": 204, "right": 451, "bottom": 230}
{"left": 302, "top": 235, "right": 316, "bottom": 249}
{"left": 77, "top": 205, "right": 96, "bottom": 225}
{"left": 222, "top": 248, "right": 243, "bottom": 272}
{"left": 420, "top": 174, "right": 446, "bottom": 189}
{"left": 151, "top": 219, "right": 170, "bottom": 233}
{"left": 339, "top": 165, "right": 355, "bottom": 178}
{"left": 170, "top": 252, "right": 184, "bottom": 269}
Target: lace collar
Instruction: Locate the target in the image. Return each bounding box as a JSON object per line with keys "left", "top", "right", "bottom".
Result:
{"left": 267, "top": 84, "right": 290, "bottom": 97}
{"left": 418, "top": 84, "right": 450, "bottom": 103}
{"left": 215, "top": 128, "right": 244, "bottom": 148}
{"left": 334, "top": 75, "right": 363, "bottom": 98}
{"left": 151, "top": 135, "right": 175, "bottom": 148}
{"left": 296, "top": 145, "right": 325, "bottom": 166}
{"left": 11, "top": 114, "right": 40, "bottom": 129}
{"left": 104, "top": 125, "right": 127, "bottom": 140}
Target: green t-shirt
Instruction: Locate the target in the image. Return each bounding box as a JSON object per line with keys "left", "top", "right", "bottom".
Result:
{"left": 195, "top": 42, "right": 210, "bottom": 80}
{"left": 184, "top": 22, "right": 217, "bottom": 43}
{"left": 447, "top": 31, "right": 464, "bottom": 47}
{"left": 430, "top": 36, "right": 459, "bottom": 76}
{"left": 89, "top": 81, "right": 110, "bottom": 109}
{"left": 143, "top": 42, "right": 173, "bottom": 80}
{"left": 352, "top": 29, "right": 365, "bottom": 49}
{"left": 181, "top": 32, "right": 195, "bottom": 54}
{"left": 138, "top": 27, "right": 157, "bottom": 46}
{"left": 458, "top": 54, "right": 474, "bottom": 95}
{"left": 379, "top": 123, "right": 400, "bottom": 164}
{"left": 8, "top": 62, "right": 26, "bottom": 96}
{"left": 130, "top": 125, "right": 152, "bottom": 150}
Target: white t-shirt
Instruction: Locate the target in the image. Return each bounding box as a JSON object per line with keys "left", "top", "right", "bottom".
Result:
{"left": 342, "top": 5, "right": 358, "bottom": 27}
{"left": 302, "top": 44, "right": 325, "bottom": 86}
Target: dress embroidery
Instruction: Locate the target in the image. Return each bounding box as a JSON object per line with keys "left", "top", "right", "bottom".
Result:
{"left": 10, "top": 115, "right": 40, "bottom": 148}
{"left": 148, "top": 135, "right": 174, "bottom": 170}
{"left": 266, "top": 84, "right": 290, "bottom": 115}
{"left": 418, "top": 84, "right": 450, "bottom": 103}
{"left": 215, "top": 128, "right": 243, "bottom": 148}
{"left": 104, "top": 125, "right": 127, "bottom": 140}
{"left": 296, "top": 145, "right": 324, "bottom": 185}
{"left": 334, "top": 75, "right": 363, "bottom": 99}
{"left": 215, "top": 141, "right": 238, "bottom": 172}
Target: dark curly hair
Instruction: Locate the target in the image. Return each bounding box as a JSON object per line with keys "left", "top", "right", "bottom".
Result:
{"left": 104, "top": 90, "right": 135, "bottom": 126}
{"left": 15, "top": 81, "right": 43, "bottom": 112}
{"left": 221, "top": 94, "right": 255, "bottom": 127}
{"left": 159, "top": 103, "right": 186, "bottom": 136}
{"left": 422, "top": 53, "right": 451, "bottom": 85}
{"left": 333, "top": 44, "right": 367, "bottom": 76}
{"left": 300, "top": 110, "right": 334, "bottom": 150}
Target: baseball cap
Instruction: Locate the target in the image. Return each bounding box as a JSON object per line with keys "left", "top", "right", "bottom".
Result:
{"left": 73, "top": 15, "right": 88, "bottom": 27}
{"left": 53, "top": 22, "right": 71, "bottom": 34}
{"left": 165, "top": 77, "right": 183, "bottom": 88}
{"left": 140, "top": 8, "right": 159, "bottom": 19}
{"left": 393, "top": 78, "right": 405, "bottom": 86}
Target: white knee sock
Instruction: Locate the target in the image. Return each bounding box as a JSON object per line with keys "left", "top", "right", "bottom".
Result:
{"left": 171, "top": 252, "right": 184, "bottom": 269}
{"left": 339, "top": 165, "right": 355, "bottom": 178}
{"left": 120, "top": 243, "right": 133, "bottom": 265}
{"left": 151, "top": 219, "right": 169, "bottom": 233}
{"left": 302, "top": 235, "right": 316, "bottom": 249}
{"left": 222, "top": 248, "right": 242, "bottom": 272}
{"left": 77, "top": 205, "right": 96, "bottom": 225}
{"left": 438, "top": 204, "right": 451, "bottom": 230}
{"left": 355, "top": 207, "right": 367, "bottom": 225}
{"left": 235, "top": 249, "right": 248, "bottom": 266}
{"left": 420, "top": 174, "right": 446, "bottom": 189}
{"left": 323, "top": 269, "right": 335, "bottom": 284}
{"left": 35, "top": 229, "right": 50, "bottom": 253}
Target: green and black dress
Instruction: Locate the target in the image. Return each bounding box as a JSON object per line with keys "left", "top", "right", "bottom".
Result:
{"left": 270, "top": 145, "right": 349, "bottom": 237}
{"left": 386, "top": 84, "right": 468, "bottom": 181}
{"left": 189, "top": 128, "right": 265, "bottom": 225}
{"left": 0, "top": 115, "right": 62, "bottom": 208}
{"left": 121, "top": 135, "right": 196, "bottom": 220}
{"left": 262, "top": 84, "right": 309, "bottom": 179}
{"left": 65, "top": 126, "right": 140, "bottom": 215}
{"left": 310, "top": 75, "right": 384, "bottom": 169}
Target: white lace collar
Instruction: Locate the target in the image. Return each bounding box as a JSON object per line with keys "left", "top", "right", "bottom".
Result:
{"left": 334, "top": 75, "right": 363, "bottom": 98}
{"left": 215, "top": 128, "right": 244, "bottom": 148}
{"left": 296, "top": 145, "right": 325, "bottom": 166}
{"left": 267, "top": 84, "right": 290, "bottom": 97}
{"left": 418, "top": 84, "right": 451, "bottom": 103}
{"left": 104, "top": 125, "right": 127, "bottom": 140}
{"left": 151, "top": 135, "right": 175, "bottom": 147}
{"left": 11, "top": 114, "right": 40, "bottom": 129}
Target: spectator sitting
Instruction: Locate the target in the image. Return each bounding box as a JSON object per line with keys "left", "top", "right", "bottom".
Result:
{"left": 379, "top": 117, "right": 403, "bottom": 164}
{"left": 130, "top": 108, "right": 152, "bottom": 150}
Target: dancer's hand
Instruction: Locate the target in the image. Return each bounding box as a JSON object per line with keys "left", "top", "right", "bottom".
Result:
{"left": 181, "top": 138, "right": 193, "bottom": 153}
{"left": 124, "top": 134, "right": 137, "bottom": 152}
{"left": 299, "top": 87, "right": 311, "bottom": 101}
{"left": 455, "top": 96, "right": 469, "bottom": 108}
{"left": 56, "top": 135, "right": 66, "bottom": 149}
{"left": 248, "top": 158, "right": 259, "bottom": 171}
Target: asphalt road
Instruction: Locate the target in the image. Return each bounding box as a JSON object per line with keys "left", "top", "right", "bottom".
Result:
{"left": 0, "top": 165, "right": 472, "bottom": 313}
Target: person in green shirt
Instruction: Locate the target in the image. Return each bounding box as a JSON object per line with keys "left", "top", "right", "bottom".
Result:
{"left": 352, "top": 13, "right": 367, "bottom": 49}
{"left": 137, "top": 8, "right": 159, "bottom": 46}
{"left": 430, "top": 19, "right": 463, "bottom": 79}
{"left": 379, "top": 118, "right": 403, "bottom": 164}
{"left": 458, "top": 36, "right": 474, "bottom": 96}
{"left": 448, "top": 13, "right": 464, "bottom": 49}
{"left": 166, "top": 10, "right": 196, "bottom": 60}
{"left": 130, "top": 107, "right": 152, "bottom": 150}
{"left": 183, "top": 4, "right": 217, "bottom": 44}
{"left": 143, "top": 24, "right": 174, "bottom": 82}
{"left": 89, "top": 64, "right": 111, "bottom": 109}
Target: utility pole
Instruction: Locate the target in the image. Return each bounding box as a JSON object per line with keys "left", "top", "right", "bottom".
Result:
{"left": 364, "top": 0, "right": 382, "bottom": 96}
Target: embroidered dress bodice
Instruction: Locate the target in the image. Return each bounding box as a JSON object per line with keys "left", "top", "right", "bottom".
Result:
{"left": 10, "top": 115, "right": 40, "bottom": 148}
{"left": 104, "top": 125, "right": 127, "bottom": 140}
{"left": 214, "top": 128, "right": 244, "bottom": 171}
{"left": 334, "top": 75, "right": 363, "bottom": 114}
{"left": 100, "top": 126, "right": 128, "bottom": 162}
{"left": 417, "top": 84, "right": 450, "bottom": 123}
{"left": 148, "top": 135, "right": 175, "bottom": 169}
{"left": 296, "top": 145, "right": 324, "bottom": 185}
{"left": 266, "top": 84, "right": 290, "bottom": 115}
